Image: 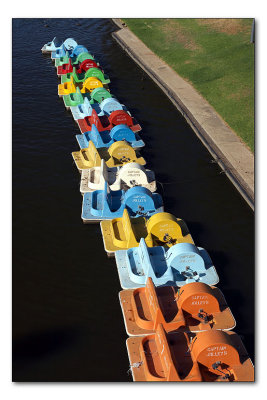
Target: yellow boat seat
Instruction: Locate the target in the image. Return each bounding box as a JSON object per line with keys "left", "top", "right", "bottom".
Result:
{"left": 58, "top": 75, "right": 77, "bottom": 96}
{"left": 80, "top": 77, "right": 103, "bottom": 93}
{"left": 100, "top": 209, "right": 194, "bottom": 256}
{"left": 72, "top": 141, "right": 146, "bottom": 172}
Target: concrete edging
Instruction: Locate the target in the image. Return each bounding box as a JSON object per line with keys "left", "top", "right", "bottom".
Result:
{"left": 111, "top": 19, "right": 254, "bottom": 210}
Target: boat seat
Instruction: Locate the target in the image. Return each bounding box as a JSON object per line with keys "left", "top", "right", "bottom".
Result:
{"left": 83, "top": 67, "right": 110, "bottom": 84}
{"left": 99, "top": 98, "right": 123, "bottom": 115}
{"left": 72, "top": 52, "right": 95, "bottom": 65}
{"left": 81, "top": 77, "right": 104, "bottom": 93}
{"left": 90, "top": 87, "right": 112, "bottom": 104}
{"left": 63, "top": 38, "right": 78, "bottom": 51}
{"left": 76, "top": 59, "right": 99, "bottom": 74}
{"left": 146, "top": 212, "right": 192, "bottom": 247}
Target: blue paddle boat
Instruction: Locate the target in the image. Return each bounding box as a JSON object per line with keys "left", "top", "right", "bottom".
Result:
{"left": 51, "top": 38, "right": 78, "bottom": 59}
{"left": 81, "top": 183, "right": 163, "bottom": 223}
{"left": 70, "top": 97, "right": 124, "bottom": 121}
{"left": 115, "top": 239, "right": 219, "bottom": 289}
{"left": 76, "top": 124, "right": 145, "bottom": 151}
{"left": 41, "top": 37, "right": 63, "bottom": 53}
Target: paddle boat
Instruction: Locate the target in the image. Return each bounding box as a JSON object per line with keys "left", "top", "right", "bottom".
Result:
{"left": 59, "top": 76, "right": 106, "bottom": 97}
{"left": 51, "top": 38, "right": 78, "bottom": 59}
{"left": 72, "top": 140, "right": 146, "bottom": 172}
{"left": 82, "top": 183, "right": 163, "bottom": 223}
{"left": 70, "top": 97, "right": 124, "bottom": 122}
{"left": 126, "top": 324, "right": 254, "bottom": 381}
{"left": 77, "top": 109, "right": 141, "bottom": 134}
{"left": 76, "top": 124, "right": 145, "bottom": 151}
{"left": 119, "top": 278, "right": 235, "bottom": 336}
{"left": 63, "top": 87, "right": 112, "bottom": 110}
{"left": 115, "top": 239, "right": 219, "bottom": 289}
{"left": 41, "top": 37, "right": 63, "bottom": 53}
{"left": 61, "top": 67, "right": 110, "bottom": 85}
{"left": 100, "top": 210, "right": 194, "bottom": 257}
{"left": 80, "top": 160, "right": 157, "bottom": 195}
{"left": 57, "top": 57, "right": 99, "bottom": 76}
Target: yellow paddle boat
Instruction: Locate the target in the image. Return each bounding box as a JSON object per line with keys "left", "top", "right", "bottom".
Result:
{"left": 100, "top": 209, "right": 194, "bottom": 257}
{"left": 72, "top": 141, "right": 146, "bottom": 173}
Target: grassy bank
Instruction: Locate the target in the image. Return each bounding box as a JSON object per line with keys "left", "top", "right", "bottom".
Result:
{"left": 123, "top": 18, "right": 254, "bottom": 152}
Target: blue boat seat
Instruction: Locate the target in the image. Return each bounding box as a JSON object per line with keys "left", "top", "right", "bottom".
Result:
{"left": 63, "top": 38, "right": 78, "bottom": 52}
{"left": 99, "top": 98, "right": 123, "bottom": 115}
{"left": 115, "top": 240, "right": 219, "bottom": 289}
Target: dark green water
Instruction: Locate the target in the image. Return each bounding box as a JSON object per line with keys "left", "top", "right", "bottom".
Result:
{"left": 12, "top": 18, "right": 254, "bottom": 382}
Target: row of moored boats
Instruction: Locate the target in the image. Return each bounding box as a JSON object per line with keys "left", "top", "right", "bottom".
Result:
{"left": 41, "top": 37, "right": 254, "bottom": 382}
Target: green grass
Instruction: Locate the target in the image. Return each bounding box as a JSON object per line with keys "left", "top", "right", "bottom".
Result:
{"left": 123, "top": 18, "right": 254, "bottom": 152}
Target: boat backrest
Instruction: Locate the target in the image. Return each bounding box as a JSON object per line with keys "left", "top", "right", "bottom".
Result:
{"left": 79, "top": 59, "right": 98, "bottom": 72}
{"left": 109, "top": 110, "right": 133, "bottom": 128}
{"left": 121, "top": 209, "right": 136, "bottom": 246}
{"left": 191, "top": 330, "right": 241, "bottom": 368}
{"left": 154, "top": 324, "right": 180, "bottom": 381}
{"left": 91, "top": 88, "right": 112, "bottom": 103}
{"left": 178, "top": 282, "right": 220, "bottom": 316}
{"left": 74, "top": 87, "right": 84, "bottom": 103}
{"left": 145, "top": 278, "right": 166, "bottom": 329}
{"left": 87, "top": 141, "right": 101, "bottom": 167}
{"left": 53, "top": 37, "right": 62, "bottom": 48}
{"left": 89, "top": 109, "right": 104, "bottom": 131}
{"left": 118, "top": 162, "right": 149, "bottom": 187}
{"left": 84, "top": 67, "right": 105, "bottom": 82}
{"left": 71, "top": 45, "right": 88, "bottom": 58}
{"left": 90, "top": 124, "right": 105, "bottom": 148}
{"left": 147, "top": 213, "right": 183, "bottom": 245}
{"left": 110, "top": 124, "right": 136, "bottom": 142}
{"left": 76, "top": 52, "right": 95, "bottom": 64}
{"left": 100, "top": 159, "right": 109, "bottom": 182}
{"left": 165, "top": 243, "right": 205, "bottom": 273}
{"left": 124, "top": 186, "right": 155, "bottom": 215}
{"left": 81, "top": 77, "right": 103, "bottom": 93}
{"left": 100, "top": 98, "right": 123, "bottom": 115}
{"left": 108, "top": 141, "right": 137, "bottom": 165}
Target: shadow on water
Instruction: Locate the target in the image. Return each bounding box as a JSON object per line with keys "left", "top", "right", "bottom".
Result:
{"left": 12, "top": 18, "right": 254, "bottom": 381}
